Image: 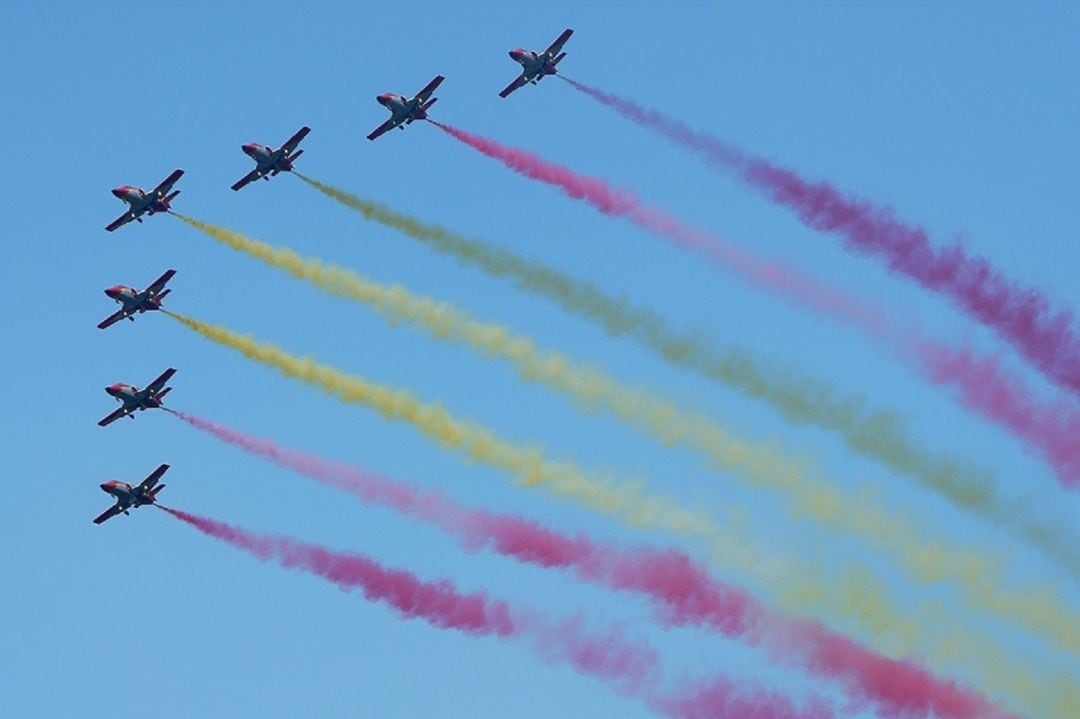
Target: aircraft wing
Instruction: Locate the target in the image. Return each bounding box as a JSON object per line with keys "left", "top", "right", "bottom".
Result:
{"left": 499, "top": 75, "right": 529, "bottom": 99}
{"left": 544, "top": 28, "right": 574, "bottom": 57}
{"left": 366, "top": 118, "right": 397, "bottom": 142}
{"left": 415, "top": 75, "right": 445, "bottom": 103}
{"left": 145, "top": 368, "right": 177, "bottom": 393}
{"left": 137, "top": 464, "right": 170, "bottom": 493}
{"left": 105, "top": 212, "right": 135, "bottom": 232}
{"left": 281, "top": 126, "right": 311, "bottom": 155}
{"left": 97, "top": 308, "right": 130, "bottom": 330}
{"left": 93, "top": 504, "right": 124, "bottom": 525}
{"left": 230, "top": 168, "right": 263, "bottom": 192}
{"left": 145, "top": 269, "right": 176, "bottom": 296}
{"left": 151, "top": 169, "right": 184, "bottom": 198}
{"left": 97, "top": 407, "right": 129, "bottom": 427}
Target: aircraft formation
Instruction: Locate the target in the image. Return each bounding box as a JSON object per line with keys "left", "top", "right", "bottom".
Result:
{"left": 92, "top": 28, "right": 574, "bottom": 522}
{"left": 82, "top": 22, "right": 1073, "bottom": 719}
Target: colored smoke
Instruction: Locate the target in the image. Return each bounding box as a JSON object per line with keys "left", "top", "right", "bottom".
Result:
{"left": 161, "top": 505, "right": 830, "bottom": 718}
{"left": 561, "top": 77, "right": 1080, "bottom": 399}
{"left": 169, "top": 411, "right": 1018, "bottom": 719}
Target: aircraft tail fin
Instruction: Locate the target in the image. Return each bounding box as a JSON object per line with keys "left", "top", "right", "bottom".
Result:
{"left": 164, "top": 190, "right": 181, "bottom": 205}
{"left": 289, "top": 149, "right": 304, "bottom": 162}
{"left": 156, "top": 289, "right": 171, "bottom": 302}
{"left": 424, "top": 97, "right": 438, "bottom": 111}
{"left": 156, "top": 387, "right": 172, "bottom": 402}
{"left": 552, "top": 52, "right": 567, "bottom": 66}
{"left": 151, "top": 484, "right": 166, "bottom": 497}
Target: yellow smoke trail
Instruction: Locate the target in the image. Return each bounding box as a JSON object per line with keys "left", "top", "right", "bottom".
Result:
{"left": 293, "top": 175, "right": 1080, "bottom": 584}
{"left": 165, "top": 308, "right": 1077, "bottom": 717}
{"left": 174, "top": 212, "right": 1080, "bottom": 668}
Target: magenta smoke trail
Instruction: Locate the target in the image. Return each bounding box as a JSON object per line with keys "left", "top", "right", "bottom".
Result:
{"left": 161, "top": 505, "right": 831, "bottom": 719}
{"left": 917, "top": 344, "right": 1080, "bottom": 486}
{"left": 561, "top": 77, "right": 1080, "bottom": 400}
{"left": 431, "top": 118, "right": 1080, "bottom": 487}
{"left": 169, "top": 410, "right": 1013, "bottom": 719}
{"left": 428, "top": 120, "right": 885, "bottom": 338}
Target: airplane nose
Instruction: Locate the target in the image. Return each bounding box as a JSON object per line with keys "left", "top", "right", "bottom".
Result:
{"left": 242, "top": 143, "right": 256, "bottom": 153}
{"left": 111, "top": 187, "right": 124, "bottom": 198}
{"left": 99, "top": 482, "right": 109, "bottom": 491}
{"left": 105, "top": 384, "right": 120, "bottom": 395}
{"left": 104, "top": 286, "right": 121, "bottom": 297}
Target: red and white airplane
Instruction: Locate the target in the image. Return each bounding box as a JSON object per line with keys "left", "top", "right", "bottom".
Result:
{"left": 367, "top": 75, "right": 444, "bottom": 141}
{"left": 93, "top": 464, "right": 169, "bottom": 525}
{"left": 98, "top": 368, "right": 176, "bottom": 427}
{"left": 97, "top": 269, "right": 176, "bottom": 330}
{"left": 231, "top": 126, "right": 311, "bottom": 191}
{"left": 499, "top": 29, "right": 573, "bottom": 98}
{"left": 105, "top": 169, "right": 184, "bottom": 232}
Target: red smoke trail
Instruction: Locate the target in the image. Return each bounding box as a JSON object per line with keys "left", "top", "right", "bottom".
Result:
{"left": 169, "top": 411, "right": 1012, "bottom": 719}
{"left": 428, "top": 120, "right": 884, "bottom": 338}
{"left": 561, "top": 77, "right": 1080, "bottom": 399}
{"left": 430, "top": 118, "right": 1080, "bottom": 487}
{"left": 160, "top": 505, "right": 830, "bottom": 718}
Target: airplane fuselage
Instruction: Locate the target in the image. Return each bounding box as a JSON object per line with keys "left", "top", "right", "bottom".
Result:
{"left": 377, "top": 93, "right": 429, "bottom": 126}
{"left": 105, "top": 383, "right": 165, "bottom": 413}
{"left": 242, "top": 144, "right": 295, "bottom": 174}
{"left": 510, "top": 49, "right": 558, "bottom": 83}
{"left": 111, "top": 186, "right": 170, "bottom": 220}
{"left": 99, "top": 481, "right": 156, "bottom": 512}
{"left": 104, "top": 286, "right": 162, "bottom": 316}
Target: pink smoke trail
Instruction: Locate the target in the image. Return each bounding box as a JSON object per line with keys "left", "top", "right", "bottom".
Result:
{"left": 161, "top": 505, "right": 830, "bottom": 719}
{"left": 168, "top": 410, "right": 1014, "bottom": 719}
{"left": 917, "top": 343, "right": 1080, "bottom": 486}
{"left": 428, "top": 119, "right": 885, "bottom": 338}
{"left": 560, "top": 77, "right": 1080, "bottom": 400}
{"left": 430, "top": 117, "right": 1080, "bottom": 487}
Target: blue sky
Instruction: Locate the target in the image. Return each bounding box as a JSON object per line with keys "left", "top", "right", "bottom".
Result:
{"left": 3, "top": 2, "right": 1078, "bottom": 717}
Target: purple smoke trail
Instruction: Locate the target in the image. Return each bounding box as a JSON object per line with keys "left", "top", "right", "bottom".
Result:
{"left": 562, "top": 76, "right": 1080, "bottom": 400}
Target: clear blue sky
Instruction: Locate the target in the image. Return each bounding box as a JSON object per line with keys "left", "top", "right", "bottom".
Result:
{"left": 3, "top": 2, "right": 1078, "bottom": 717}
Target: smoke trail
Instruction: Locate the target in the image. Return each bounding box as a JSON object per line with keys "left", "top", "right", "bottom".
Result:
{"left": 169, "top": 410, "right": 1022, "bottom": 719}
{"left": 161, "top": 505, "right": 832, "bottom": 719}
{"left": 291, "top": 178, "right": 1080, "bottom": 582}
{"left": 560, "top": 77, "right": 1080, "bottom": 400}
{"left": 918, "top": 342, "right": 1080, "bottom": 485}
{"left": 427, "top": 123, "right": 1080, "bottom": 487}
{"left": 162, "top": 301, "right": 1072, "bottom": 714}
{"left": 427, "top": 121, "right": 882, "bottom": 337}
{"left": 172, "top": 214, "right": 1080, "bottom": 659}
{"left": 161, "top": 310, "right": 749, "bottom": 569}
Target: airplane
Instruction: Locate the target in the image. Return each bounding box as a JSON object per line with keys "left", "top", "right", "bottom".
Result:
{"left": 98, "top": 368, "right": 176, "bottom": 427}
{"left": 231, "top": 126, "right": 311, "bottom": 191}
{"left": 499, "top": 28, "right": 573, "bottom": 98}
{"left": 366, "top": 75, "right": 445, "bottom": 141}
{"left": 97, "top": 269, "right": 176, "bottom": 330}
{"left": 105, "top": 169, "right": 184, "bottom": 232}
{"left": 93, "top": 464, "right": 169, "bottom": 525}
